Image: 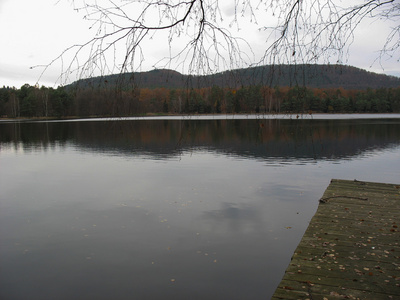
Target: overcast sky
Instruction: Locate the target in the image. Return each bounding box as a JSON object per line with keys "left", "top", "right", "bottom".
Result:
{"left": 1, "top": 0, "right": 399, "bottom": 88}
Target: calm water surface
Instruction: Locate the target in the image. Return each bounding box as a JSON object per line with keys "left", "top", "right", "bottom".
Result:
{"left": 1, "top": 115, "right": 399, "bottom": 299}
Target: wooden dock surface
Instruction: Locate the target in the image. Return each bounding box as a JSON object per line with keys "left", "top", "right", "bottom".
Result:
{"left": 272, "top": 179, "right": 400, "bottom": 300}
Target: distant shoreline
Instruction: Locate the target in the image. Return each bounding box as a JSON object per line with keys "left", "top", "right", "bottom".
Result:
{"left": 2, "top": 113, "right": 400, "bottom": 122}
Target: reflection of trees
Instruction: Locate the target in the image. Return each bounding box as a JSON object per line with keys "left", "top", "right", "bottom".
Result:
{"left": 1, "top": 119, "right": 400, "bottom": 161}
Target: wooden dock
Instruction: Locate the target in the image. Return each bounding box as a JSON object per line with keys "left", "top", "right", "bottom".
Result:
{"left": 272, "top": 179, "right": 400, "bottom": 300}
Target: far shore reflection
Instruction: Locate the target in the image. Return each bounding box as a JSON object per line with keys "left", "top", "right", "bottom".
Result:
{"left": 1, "top": 116, "right": 400, "bottom": 163}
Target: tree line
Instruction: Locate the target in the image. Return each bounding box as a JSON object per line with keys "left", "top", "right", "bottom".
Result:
{"left": 0, "top": 84, "right": 72, "bottom": 118}
{"left": 1, "top": 84, "right": 400, "bottom": 118}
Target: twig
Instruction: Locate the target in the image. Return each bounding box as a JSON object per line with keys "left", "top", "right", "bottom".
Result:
{"left": 319, "top": 195, "right": 368, "bottom": 203}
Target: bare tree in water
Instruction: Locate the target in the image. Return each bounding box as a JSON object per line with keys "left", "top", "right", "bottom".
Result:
{"left": 41, "top": 0, "right": 399, "bottom": 83}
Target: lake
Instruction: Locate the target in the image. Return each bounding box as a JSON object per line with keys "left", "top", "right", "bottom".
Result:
{"left": 1, "top": 114, "right": 400, "bottom": 300}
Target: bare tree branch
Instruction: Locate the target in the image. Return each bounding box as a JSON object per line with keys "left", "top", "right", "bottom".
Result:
{"left": 38, "top": 0, "right": 400, "bottom": 84}
{"left": 261, "top": 0, "right": 399, "bottom": 68}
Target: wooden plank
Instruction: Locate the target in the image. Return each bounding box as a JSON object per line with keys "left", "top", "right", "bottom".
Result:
{"left": 272, "top": 179, "right": 400, "bottom": 299}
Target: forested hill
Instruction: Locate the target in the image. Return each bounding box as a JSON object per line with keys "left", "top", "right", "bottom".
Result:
{"left": 73, "top": 64, "right": 400, "bottom": 90}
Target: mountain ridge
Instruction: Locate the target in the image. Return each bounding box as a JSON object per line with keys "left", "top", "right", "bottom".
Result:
{"left": 73, "top": 64, "right": 400, "bottom": 90}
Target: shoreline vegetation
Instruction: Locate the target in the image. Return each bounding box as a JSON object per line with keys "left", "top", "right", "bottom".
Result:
{"left": 1, "top": 84, "right": 400, "bottom": 119}
{"left": 2, "top": 112, "right": 400, "bottom": 123}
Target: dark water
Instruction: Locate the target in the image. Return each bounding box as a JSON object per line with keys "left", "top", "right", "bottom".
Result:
{"left": 1, "top": 115, "right": 399, "bottom": 300}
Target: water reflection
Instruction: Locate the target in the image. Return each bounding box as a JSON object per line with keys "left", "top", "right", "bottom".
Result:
{"left": 1, "top": 116, "right": 400, "bottom": 300}
{"left": 1, "top": 117, "right": 400, "bottom": 162}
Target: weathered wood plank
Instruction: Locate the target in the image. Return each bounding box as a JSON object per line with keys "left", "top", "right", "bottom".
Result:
{"left": 272, "top": 179, "right": 400, "bottom": 299}
{"left": 272, "top": 279, "right": 393, "bottom": 300}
